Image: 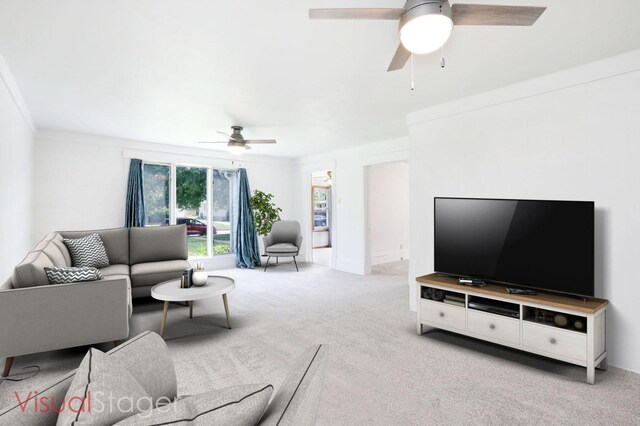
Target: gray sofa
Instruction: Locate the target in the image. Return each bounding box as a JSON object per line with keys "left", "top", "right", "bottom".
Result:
{"left": 0, "top": 331, "right": 328, "bottom": 425}
{"left": 0, "top": 225, "right": 190, "bottom": 377}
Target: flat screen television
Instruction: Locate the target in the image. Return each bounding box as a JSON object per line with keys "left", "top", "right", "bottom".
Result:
{"left": 434, "top": 197, "right": 594, "bottom": 297}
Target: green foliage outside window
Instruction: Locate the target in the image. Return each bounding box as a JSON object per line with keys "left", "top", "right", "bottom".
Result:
{"left": 176, "top": 167, "right": 207, "bottom": 213}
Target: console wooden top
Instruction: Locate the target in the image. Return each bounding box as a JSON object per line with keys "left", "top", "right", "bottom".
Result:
{"left": 416, "top": 273, "right": 608, "bottom": 314}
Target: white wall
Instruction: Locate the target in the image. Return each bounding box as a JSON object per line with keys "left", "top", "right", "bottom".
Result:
{"left": 0, "top": 54, "right": 35, "bottom": 282}
{"left": 407, "top": 49, "right": 640, "bottom": 374}
{"left": 32, "top": 130, "right": 296, "bottom": 269}
{"left": 295, "top": 137, "right": 409, "bottom": 274}
{"left": 367, "top": 161, "right": 409, "bottom": 265}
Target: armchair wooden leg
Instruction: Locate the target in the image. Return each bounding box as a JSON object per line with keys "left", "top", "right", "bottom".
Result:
{"left": 293, "top": 256, "right": 299, "bottom": 272}
{"left": 3, "top": 357, "right": 14, "bottom": 378}
{"left": 264, "top": 256, "right": 271, "bottom": 272}
{"left": 113, "top": 340, "right": 122, "bottom": 348}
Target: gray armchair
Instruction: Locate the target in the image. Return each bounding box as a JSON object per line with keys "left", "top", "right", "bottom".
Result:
{"left": 263, "top": 220, "right": 302, "bottom": 271}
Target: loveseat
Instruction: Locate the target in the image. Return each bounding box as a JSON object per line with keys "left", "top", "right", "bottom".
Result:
{"left": 0, "top": 225, "right": 190, "bottom": 377}
{"left": 0, "top": 331, "right": 328, "bottom": 425}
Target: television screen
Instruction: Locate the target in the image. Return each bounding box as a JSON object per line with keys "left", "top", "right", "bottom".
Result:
{"left": 434, "top": 198, "right": 594, "bottom": 297}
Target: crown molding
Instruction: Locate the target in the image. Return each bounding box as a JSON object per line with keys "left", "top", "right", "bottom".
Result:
{"left": 0, "top": 53, "right": 36, "bottom": 133}
{"left": 406, "top": 48, "right": 640, "bottom": 126}
{"left": 36, "top": 129, "right": 295, "bottom": 166}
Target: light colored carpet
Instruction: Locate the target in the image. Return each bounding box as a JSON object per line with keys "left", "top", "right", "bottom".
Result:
{"left": 313, "top": 247, "right": 332, "bottom": 268}
{"left": 2, "top": 263, "right": 639, "bottom": 425}
{"left": 372, "top": 259, "right": 410, "bottom": 275}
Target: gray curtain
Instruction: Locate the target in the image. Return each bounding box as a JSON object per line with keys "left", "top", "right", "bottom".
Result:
{"left": 125, "top": 159, "right": 145, "bottom": 227}
{"left": 235, "top": 168, "right": 261, "bottom": 268}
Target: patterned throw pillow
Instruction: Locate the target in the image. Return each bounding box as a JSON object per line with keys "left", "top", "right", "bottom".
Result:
{"left": 63, "top": 233, "right": 110, "bottom": 268}
{"left": 45, "top": 266, "right": 104, "bottom": 284}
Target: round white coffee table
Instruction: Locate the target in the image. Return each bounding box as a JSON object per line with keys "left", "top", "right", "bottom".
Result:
{"left": 151, "top": 275, "right": 235, "bottom": 338}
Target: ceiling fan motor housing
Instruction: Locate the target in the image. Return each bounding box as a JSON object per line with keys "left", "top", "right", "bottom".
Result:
{"left": 231, "top": 125, "right": 245, "bottom": 141}
{"left": 400, "top": 1, "right": 452, "bottom": 30}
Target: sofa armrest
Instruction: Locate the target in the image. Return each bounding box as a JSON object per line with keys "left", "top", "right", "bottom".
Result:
{"left": 0, "top": 277, "right": 11, "bottom": 290}
{"left": 0, "top": 277, "right": 130, "bottom": 358}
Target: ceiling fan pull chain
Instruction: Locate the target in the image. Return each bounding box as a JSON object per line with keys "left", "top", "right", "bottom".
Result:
{"left": 440, "top": 5, "right": 446, "bottom": 69}
{"left": 410, "top": 54, "right": 415, "bottom": 91}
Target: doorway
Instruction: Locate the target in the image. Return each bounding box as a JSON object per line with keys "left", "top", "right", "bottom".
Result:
{"left": 311, "top": 170, "right": 333, "bottom": 267}
{"left": 366, "top": 161, "right": 410, "bottom": 275}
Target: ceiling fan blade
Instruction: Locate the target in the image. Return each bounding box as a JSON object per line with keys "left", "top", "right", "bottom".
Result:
{"left": 452, "top": 4, "right": 546, "bottom": 26}
{"left": 245, "top": 139, "right": 277, "bottom": 144}
{"left": 197, "top": 141, "right": 229, "bottom": 144}
{"left": 216, "top": 130, "right": 240, "bottom": 142}
{"left": 309, "top": 8, "right": 404, "bottom": 20}
{"left": 387, "top": 43, "right": 411, "bottom": 72}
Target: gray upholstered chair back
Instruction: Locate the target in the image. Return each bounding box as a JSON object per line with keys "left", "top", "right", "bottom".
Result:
{"left": 270, "top": 220, "right": 301, "bottom": 245}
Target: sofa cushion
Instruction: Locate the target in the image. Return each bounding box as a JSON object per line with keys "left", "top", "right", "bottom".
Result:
{"left": 56, "top": 348, "right": 151, "bottom": 426}
{"left": 41, "top": 239, "right": 68, "bottom": 267}
{"left": 114, "top": 384, "right": 273, "bottom": 426}
{"left": 12, "top": 249, "right": 55, "bottom": 288}
{"left": 45, "top": 266, "right": 104, "bottom": 284}
{"left": 52, "top": 233, "right": 73, "bottom": 266}
{"left": 0, "top": 370, "right": 76, "bottom": 425}
{"left": 266, "top": 243, "right": 299, "bottom": 254}
{"left": 130, "top": 260, "right": 191, "bottom": 287}
{"left": 32, "top": 232, "right": 58, "bottom": 251}
{"left": 260, "top": 345, "right": 328, "bottom": 426}
{"left": 100, "top": 264, "right": 130, "bottom": 277}
{"left": 59, "top": 227, "right": 130, "bottom": 265}
{"left": 129, "top": 225, "right": 188, "bottom": 264}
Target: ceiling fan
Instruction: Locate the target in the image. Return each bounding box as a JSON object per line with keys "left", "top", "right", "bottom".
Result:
{"left": 309, "top": 0, "right": 546, "bottom": 72}
{"left": 198, "top": 126, "right": 277, "bottom": 155}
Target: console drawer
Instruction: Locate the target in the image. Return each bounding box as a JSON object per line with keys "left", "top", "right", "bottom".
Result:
{"left": 522, "top": 322, "right": 586, "bottom": 362}
{"left": 467, "top": 309, "right": 520, "bottom": 345}
{"left": 420, "top": 299, "right": 465, "bottom": 331}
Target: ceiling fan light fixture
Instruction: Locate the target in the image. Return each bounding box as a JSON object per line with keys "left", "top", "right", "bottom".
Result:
{"left": 227, "top": 142, "right": 246, "bottom": 155}
{"left": 399, "top": 2, "right": 453, "bottom": 55}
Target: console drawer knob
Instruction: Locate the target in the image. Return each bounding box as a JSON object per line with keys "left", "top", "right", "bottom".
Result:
{"left": 489, "top": 324, "right": 495, "bottom": 330}
{"left": 550, "top": 338, "right": 557, "bottom": 344}
{"left": 439, "top": 312, "right": 445, "bottom": 318}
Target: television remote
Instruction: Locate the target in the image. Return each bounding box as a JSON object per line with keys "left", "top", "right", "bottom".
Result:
{"left": 506, "top": 288, "right": 537, "bottom": 295}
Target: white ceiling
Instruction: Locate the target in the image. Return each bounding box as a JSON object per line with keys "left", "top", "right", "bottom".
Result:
{"left": 1, "top": 0, "right": 640, "bottom": 158}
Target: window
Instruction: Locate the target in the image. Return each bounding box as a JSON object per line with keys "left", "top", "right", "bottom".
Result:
{"left": 176, "top": 166, "right": 208, "bottom": 257}
{"left": 211, "top": 170, "right": 234, "bottom": 255}
{"left": 143, "top": 164, "right": 170, "bottom": 227}
{"left": 142, "top": 163, "right": 236, "bottom": 258}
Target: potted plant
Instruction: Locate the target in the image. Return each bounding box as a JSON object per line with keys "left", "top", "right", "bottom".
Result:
{"left": 250, "top": 190, "right": 282, "bottom": 237}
